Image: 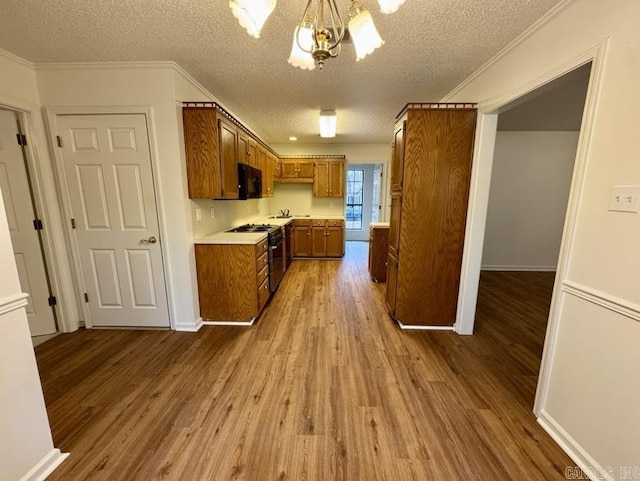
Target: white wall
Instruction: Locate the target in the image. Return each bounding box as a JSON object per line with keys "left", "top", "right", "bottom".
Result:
{"left": 0, "top": 50, "right": 80, "bottom": 333}
{"left": 447, "top": 0, "right": 640, "bottom": 476}
{"left": 0, "top": 185, "right": 66, "bottom": 480}
{"left": 36, "top": 63, "right": 202, "bottom": 330}
{"left": 482, "top": 131, "right": 578, "bottom": 270}
{"left": 271, "top": 183, "right": 343, "bottom": 218}
{"left": 191, "top": 198, "right": 272, "bottom": 238}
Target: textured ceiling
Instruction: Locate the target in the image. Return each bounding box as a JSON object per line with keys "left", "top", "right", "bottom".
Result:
{"left": 0, "top": 0, "right": 563, "bottom": 144}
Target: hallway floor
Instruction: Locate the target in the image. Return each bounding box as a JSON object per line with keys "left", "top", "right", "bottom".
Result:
{"left": 36, "top": 243, "right": 571, "bottom": 480}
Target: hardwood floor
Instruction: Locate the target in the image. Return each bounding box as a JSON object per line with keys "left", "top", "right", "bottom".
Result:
{"left": 35, "top": 243, "right": 572, "bottom": 480}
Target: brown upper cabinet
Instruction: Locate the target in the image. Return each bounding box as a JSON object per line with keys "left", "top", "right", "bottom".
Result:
{"left": 238, "top": 131, "right": 258, "bottom": 168}
{"left": 263, "top": 151, "right": 278, "bottom": 197}
{"left": 279, "top": 159, "right": 314, "bottom": 182}
{"left": 314, "top": 159, "right": 344, "bottom": 197}
{"left": 183, "top": 107, "right": 239, "bottom": 199}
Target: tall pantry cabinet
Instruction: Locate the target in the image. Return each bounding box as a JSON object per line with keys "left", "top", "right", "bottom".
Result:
{"left": 386, "top": 104, "right": 477, "bottom": 327}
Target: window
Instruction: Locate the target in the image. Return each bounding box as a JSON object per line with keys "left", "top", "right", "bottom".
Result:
{"left": 346, "top": 169, "right": 364, "bottom": 230}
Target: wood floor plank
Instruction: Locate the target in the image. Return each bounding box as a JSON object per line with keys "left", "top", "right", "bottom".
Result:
{"left": 35, "top": 244, "right": 574, "bottom": 480}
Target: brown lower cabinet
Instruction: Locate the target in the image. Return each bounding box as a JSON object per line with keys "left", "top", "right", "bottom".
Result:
{"left": 368, "top": 224, "right": 389, "bottom": 282}
{"left": 195, "top": 239, "right": 269, "bottom": 321}
{"left": 293, "top": 219, "right": 344, "bottom": 258}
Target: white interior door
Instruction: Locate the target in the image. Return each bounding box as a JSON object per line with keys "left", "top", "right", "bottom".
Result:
{"left": 0, "top": 109, "right": 57, "bottom": 336}
{"left": 57, "top": 114, "right": 170, "bottom": 328}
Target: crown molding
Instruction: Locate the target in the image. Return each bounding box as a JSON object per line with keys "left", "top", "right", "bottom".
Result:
{"left": 441, "top": 0, "right": 577, "bottom": 102}
{"left": 0, "top": 48, "right": 35, "bottom": 69}
{"left": 33, "top": 60, "right": 180, "bottom": 71}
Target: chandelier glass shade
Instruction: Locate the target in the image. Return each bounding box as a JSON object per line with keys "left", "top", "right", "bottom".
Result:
{"left": 229, "top": 0, "right": 277, "bottom": 38}
{"left": 376, "top": 0, "right": 406, "bottom": 14}
{"left": 349, "top": 2, "right": 384, "bottom": 61}
{"left": 229, "top": 0, "right": 405, "bottom": 69}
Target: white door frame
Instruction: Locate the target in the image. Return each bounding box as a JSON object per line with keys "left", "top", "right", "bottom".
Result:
{"left": 45, "top": 106, "right": 175, "bottom": 330}
{"left": 453, "top": 39, "right": 609, "bottom": 416}
{"left": 0, "top": 96, "right": 79, "bottom": 332}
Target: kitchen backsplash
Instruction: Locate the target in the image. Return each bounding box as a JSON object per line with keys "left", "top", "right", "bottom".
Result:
{"left": 191, "top": 198, "right": 272, "bottom": 238}
{"left": 190, "top": 183, "right": 345, "bottom": 238}
{"left": 271, "top": 183, "right": 345, "bottom": 218}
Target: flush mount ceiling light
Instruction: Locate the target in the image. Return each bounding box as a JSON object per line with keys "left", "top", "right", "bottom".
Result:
{"left": 319, "top": 110, "right": 337, "bottom": 137}
{"left": 229, "top": 0, "right": 405, "bottom": 70}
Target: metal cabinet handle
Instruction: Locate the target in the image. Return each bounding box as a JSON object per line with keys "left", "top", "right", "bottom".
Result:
{"left": 141, "top": 236, "right": 157, "bottom": 244}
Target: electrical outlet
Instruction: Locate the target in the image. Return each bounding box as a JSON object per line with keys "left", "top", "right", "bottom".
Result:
{"left": 609, "top": 185, "right": 640, "bottom": 213}
{"left": 195, "top": 208, "right": 202, "bottom": 222}
{"left": 329, "top": 201, "right": 334, "bottom": 208}
{"left": 210, "top": 207, "right": 215, "bottom": 218}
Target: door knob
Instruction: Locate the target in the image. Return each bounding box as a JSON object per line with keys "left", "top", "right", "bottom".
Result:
{"left": 141, "top": 236, "right": 157, "bottom": 244}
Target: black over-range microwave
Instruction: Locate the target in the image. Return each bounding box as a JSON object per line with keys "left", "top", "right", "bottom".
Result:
{"left": 238, "top": 163, "right": 262, "bottom": 199}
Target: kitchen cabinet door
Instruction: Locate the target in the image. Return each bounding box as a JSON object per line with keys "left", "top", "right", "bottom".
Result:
{"left": 385, "top": 253, "right": 398, "bottom": 315}
{"left": 182, "top": 108, "right": 221, "bottom": 199}
{"left": 326, "top": 225, "right": 344, "bottom": 257}
{"left": 280, "top": 160, "right": 298, "bottom": 179}
{"left": 328, "top": 160, "right": 344, "bottom": 197}
{"left": 297, "top": 160, "right": 314, "bottom": 179}
{"left": 391, "top": 120, "right": 406, "bottom": 192}
{"left": 311, "top": 225, "right": 327, "bottom": 257}
{"left": 218, "top": 117, "right": 240, "bottom": 199}
{"left": 237, "top": 131, "right": 250, "bottom": 166}
{"left": 293, "top": 225, "right": 311, "bottom": 257}
{"left": 248, "top": 139, "right": 258, "bottom": 168}
{"left": 388, "top": 191, "right": 401, "bottom": 257}
{"left": 313, "top": 161, "right": 329, "bottom": 196}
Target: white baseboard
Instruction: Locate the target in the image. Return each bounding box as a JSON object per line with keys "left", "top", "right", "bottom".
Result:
{"left": 174, "top": 317, "right": 203, "bottom": 332}
{"left": 397, "top": 321, "right": 455, "bottom": 331}
{"left": 202, "top": 317, "right": 256, "bottom": 327}
{"left": 537, "top": 410, "right": 614, "bottom": 481}
{"left": 481, "top": 265, "right": 557, "bottom": 272}
{"left": 19, "top": 449, "right": 69, "bottom": 481}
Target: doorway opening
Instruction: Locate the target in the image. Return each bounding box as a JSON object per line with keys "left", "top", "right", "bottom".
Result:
{"left": 0, "top": 108, "right": 58, "bottom": 345}
{"left": 345, "top": 163, "right": 383, "bottom": 241}
{"left": 474, "top": 62, "right": 591, "bottom": 405}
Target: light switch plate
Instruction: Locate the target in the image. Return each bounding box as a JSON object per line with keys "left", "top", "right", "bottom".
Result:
{"left": 609, "top": 185, "right": 640, "bottom": 213}
{"left": 210, "top": 207, "right": 215, "bottom": 218}
{"left": 195, "top": 208, "right": 202, "bottom": 221}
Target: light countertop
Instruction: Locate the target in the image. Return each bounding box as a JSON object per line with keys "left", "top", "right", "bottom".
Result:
{"left": 194, "top": 231, "right": 268, "bottom": 245}
{"left": 370, "top": 222, "right": 390, "bottom": 228}
{"left": 194, "top": 214, "right": 345, "bottom": 245}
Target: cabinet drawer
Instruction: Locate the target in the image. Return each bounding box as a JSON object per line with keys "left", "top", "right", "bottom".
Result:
{"left": 327, "top": 219, "right": 343, "bottom": 227}
{"left": 255, "top": 239, "right": 268, "bottom": 258}
{"left": 258, "top": 264, "right": 269, "bottom": 286}
{"left": 312, "top": 219, "right": 326, "bottom": 227}
{"left": 257, "top": 252, "right": 268, "bottom": 272}
{"left": 294, "top": 219, "right": 311, "bottom": 227}
{"left": 257, "top": 277, "right": 270, "bottom": 312}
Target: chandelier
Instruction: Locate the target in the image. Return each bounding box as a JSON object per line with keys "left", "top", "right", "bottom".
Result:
{"left": 229, "top": 0, "right": 406, "bottom": 70}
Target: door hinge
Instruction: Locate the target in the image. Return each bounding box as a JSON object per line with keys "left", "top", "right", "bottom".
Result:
{"left": 33, "top": 219, "right": 43, "bottom": 230}
{"left": 16, "top": 133, "right": 27, "bottom": 146}
{"left": 56, "top": 135, "right": 63, "bottom": 147}
{"left": 48, "top": 296, "right": 57, "bottom": 307}
{"left": 84, "top": 292, "right": 89, "bottom": 303}
{"left": 71, "top": 218, "right": 76, "bottom": 229}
